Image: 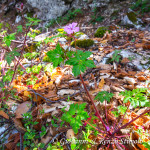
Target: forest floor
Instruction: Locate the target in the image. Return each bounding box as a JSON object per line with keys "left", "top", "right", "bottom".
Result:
{"left": 0, "top": 2, "right": 150, "bottom": 150}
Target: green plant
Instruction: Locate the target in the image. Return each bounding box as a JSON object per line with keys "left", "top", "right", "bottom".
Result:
{"left": 130, "top": 0, "right": 150, "bottom": 13}
{"left": 46, "top": 43, "right": 65, "bottom": 67}
{"left": 66, "top": 50, "right": 95, "bottom": 77}
{"left": 23, "top": 52, "right": 40, "bottom": 60}
{"left": 26, "top": 64, "right": 42, "bottom": 74}
{"left": 112, "top": 106, "right": 128, "bottom": 117}
{"left": 120, "top": 88, "right": 149, "bottom": 108}
{"left": 110, "top": 50, "right": 122, "bottom": 63}
{"left": 71, "top": 39, "right": 94, "bottom": 48}
{"left": 94, "top": 91, "right": 114, "bottom": 103}
{"left": 90, "top": 7, "right": 104, "bottom": 25}
{"left": 94, "top": 27, "right": 110, "bottom": 38}
{"left": 22, "top": 112, "right": 46, "bottom": 149}
{"left": 61, "top": 103, "right": 89, "bottom": 134}
{"left": 47, "top": 142, "right": 63, "bottom": 150}
{"left": 43, "top": 55, "right": 52, "bottom": 62}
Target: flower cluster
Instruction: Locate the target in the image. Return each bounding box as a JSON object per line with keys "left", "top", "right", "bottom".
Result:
{"left": 64, "top": 22, "right": 79, "bottom": 35}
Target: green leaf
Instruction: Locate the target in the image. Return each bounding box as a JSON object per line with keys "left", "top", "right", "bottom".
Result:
{"left": 142, "top": 141, "right": 150, "bottom": 149}
{"left": 3, "top": 69, "right": 14, "bottom": 82}
{"left": 3, "top": 33, "right": 16, "bottom": 47}
{"left": 94, "top": 91, "right": 114, "bottom": 103}
{"left": 17, "top": 25, "right": 23, "bottom": 33}
{"left": 120, "top": 88, "right": 148, "bottom": 108}
{"left": 117, "top": 106, "right": 127, "bottom": 114}
{"left": 5, "top": 50, "right": 20, "bottom": 65}
{"left": 66, "top": 50, "right": 95, "bottom": 77}
{"left": 46, "top": 43, "right": 64, "bottom": 67}
{"left": 61, "top": 103, "right": 89, "bottom": 134}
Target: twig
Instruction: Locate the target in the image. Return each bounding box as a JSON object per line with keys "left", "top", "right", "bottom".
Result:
{"left": 20, "top": 133, "right": 23, "bottom": 150}
{"left": 29, "top": 89, "right": 84, "bottom": 104}
{"left": 0, "top": 125, "right": 15, "bottom": 137}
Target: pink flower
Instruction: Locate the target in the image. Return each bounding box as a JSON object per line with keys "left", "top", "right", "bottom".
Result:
{"left": 64, "top": 22, "right": 79, "bottom": 35}
{"left": 21, "top": 3, "right": 24, "bottom": 10}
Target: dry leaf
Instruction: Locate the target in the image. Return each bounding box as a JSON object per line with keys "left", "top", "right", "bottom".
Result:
{"left": 137, "top": 76, "right": 147, "bottom": 81}
{"left": 24, "top": 91, "right": 31, "bottom": 97}
{"left": 15, "top": 101, "right": 32, "bottom": 118}
{"left": 13, "top": 85, "right": 28, "bottom": 93}
{"left": 13, "top": 118, "right": 26, "bottom": 133}
{"left": 98, "top": 78, "right": 105, "bottom": 89}
{"left": 0, "top": 110, "right": 9, "bottom": 119}
{"left": 66, "top": 129, "right": 75, "bottom": 139}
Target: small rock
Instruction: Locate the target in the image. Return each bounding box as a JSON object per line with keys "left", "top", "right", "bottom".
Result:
{"left": 58, "top": 37, "right": 67, "bottom": 44}
{"left": 78, "top": 34, "right": 89, "bottom": 40}
{"left": 124, "top": 77, "right": 136, "bottom": 85}
{"left": 57, "top": 89, "right": 79, "bottom": 96}
{"left": 34, "top": 32, "right": 50, "bottom": 42}
{"left": 15, "top": 15, "right": 22, "bottom": 23}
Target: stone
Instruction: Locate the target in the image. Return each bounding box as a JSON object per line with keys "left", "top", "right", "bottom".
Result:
{"left": 15, "top": 15, "right": 22, "bottom": 23}
{"left": 78, "top": 34, "right": 89, "bottom": 40}
{"left": 58, "top": 37, "right": 67, "bottom": 44}
{"left": 26, "top": 0, "right": 70, "bottom": 20}
{"left": 121, "top": 10, "right": 143, "bottom": 29}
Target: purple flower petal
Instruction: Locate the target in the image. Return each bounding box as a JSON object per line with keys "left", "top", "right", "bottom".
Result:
{"left": 64, "top": 22, "right": 79, "bottom": 35}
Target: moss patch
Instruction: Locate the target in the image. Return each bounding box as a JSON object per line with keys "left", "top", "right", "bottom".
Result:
{"left": 127, "top": 12, "right": 137, "bottom": 24}
{"left": 94, "top": 27, "right": 110, "bottom": 38}
{"left": 71, "top": 39, "right": 94, "bottom": 48}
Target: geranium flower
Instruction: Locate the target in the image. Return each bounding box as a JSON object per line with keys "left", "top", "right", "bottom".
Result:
{"left": 64, "top": 22, "right": 79, "bottom": 35}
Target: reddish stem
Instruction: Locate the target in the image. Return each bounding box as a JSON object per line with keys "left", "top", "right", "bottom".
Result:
{"left": 79, "top": 74, "right": 110, "bottom": 134}
{"left": 111, "top": 108, "right": 150, "bottom": 137}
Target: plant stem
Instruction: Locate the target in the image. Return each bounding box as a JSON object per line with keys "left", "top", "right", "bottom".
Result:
{"left": 84, "top": 120, "right": 104, "bottom": 134}
{"left": 79, "top": 74, "right": 110, "bottom": 133}
{"left": 111, "top": 108, "right": 150, "bottom": 137}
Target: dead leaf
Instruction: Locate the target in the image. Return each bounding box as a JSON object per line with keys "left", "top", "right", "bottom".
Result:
{"left": 66, "top": 129, "right": 75, "bottom": 139}
{"left": 13, "top": 118, "right": 26, "bottom": 133}
{"left": 24, "top": 91, "right": 31, "bottom": 98}
{"left": 13, "top": 85, "right": 28, "bottom": 93}
{"left": 98, "top": 78, "right": 105, "bottom": 89}
{"left": 5, "top": 142, "right": 16, "bottom": 150}
{"left": 137, "top": 76, "right": 147, "bottom": 81}
{"left": 44, "top": 90, "right": 57, "bottom": 98}
{"left": 15, "top": 101, "right": 32, "bottom": 118}
{"left": 0, "top": 110, "right": 9, "bottom": 119}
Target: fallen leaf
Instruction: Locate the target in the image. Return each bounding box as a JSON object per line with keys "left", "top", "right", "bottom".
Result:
{"left": 0, "top": 110, "right": 9, "bottom": 119}
{"left": 13, "top": 85, "right": 27, "bottom": 93}
{"left": 66, "top": 129, "right": 75, "bottom": 139}
{"left": 137, "top": 76, "right": 147, "bottom": 81}
{"left": 15, "top": 101, "right": 32, "bottom": 118}
{"left": 13, "top": 118, "right": 26, "bottom": 133}
{"left": 98, "top": 78, "right": 105, "bottom": 89}
{"left": 24, "top": 91, "right": 31, "bottom": 97}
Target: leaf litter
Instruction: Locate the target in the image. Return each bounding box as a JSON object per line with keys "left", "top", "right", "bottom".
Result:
{"left": 0, "top": 24, "right": 150, "bottom": 150}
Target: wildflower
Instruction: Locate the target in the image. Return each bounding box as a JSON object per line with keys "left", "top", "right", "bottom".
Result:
{"left": 21, "top": 3, "right": 24, "bottom": 10}
{"left": 64, "top": 22, "right": 79, "bottom": 35}
{"left": 106, "top": 126, "right": 110, "bottom": 132}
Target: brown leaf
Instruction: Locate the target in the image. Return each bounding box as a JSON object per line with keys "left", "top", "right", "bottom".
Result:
{"left": 137, "top": 76, "right": 147, "bottom": 81}
{"left": 0, "top": 110, "right": 9, "bottom": 119}
{"left": 15, "top": 101, "right": 32, "bottom": 118}
{"left": 66, "top": 129, "right": 75, "bottom": 139}
{"left": 135, "top": 43, "right": 143, "bottom": 49}
{"left": 5, "top": 142, "right": 16, "bottom": 150}
{"left": 13, "top": 118, "right": 26, "bottom": 133}
{"left": 44, "top": 90, "right": 57, "bottom": 98}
